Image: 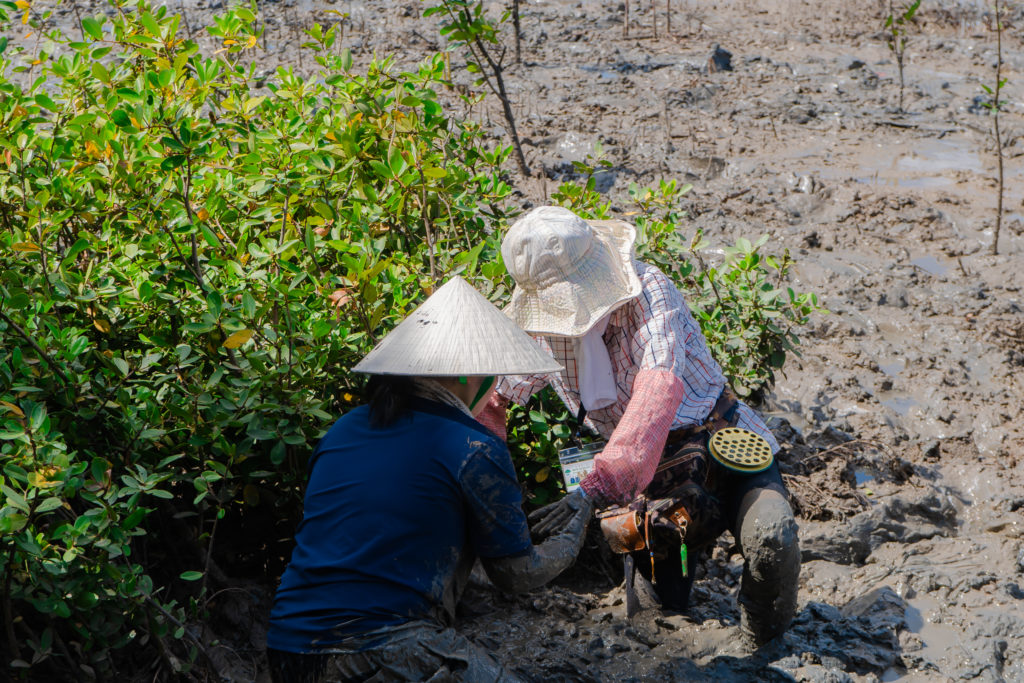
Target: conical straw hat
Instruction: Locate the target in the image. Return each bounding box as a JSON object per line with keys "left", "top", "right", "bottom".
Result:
{"left": 353, "top": 276, "right": 563, "bottom": 376}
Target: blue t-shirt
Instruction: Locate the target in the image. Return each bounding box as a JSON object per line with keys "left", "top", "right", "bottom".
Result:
{"left": 267, "top": 398, "right": 532, "bottom": 653}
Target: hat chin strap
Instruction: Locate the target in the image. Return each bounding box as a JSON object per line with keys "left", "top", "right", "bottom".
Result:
{"left": 458, "top": 375, "right": 496, "bottom": 411}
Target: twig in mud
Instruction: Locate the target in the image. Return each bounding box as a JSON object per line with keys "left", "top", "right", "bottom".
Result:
{"left": 662, "top": 102, "right": 674, "bottom": 154}
{"left": 875, "top": 119, "right": 919, "bottom": 129}
{"left": 795, "top": 437, "right": 889, "bottom": 465}
{"left": 179, "top": 0, "right": 193, "bottom": 40}
{"left": 957, "top": 257, "right": 969, "bottom": 278}
{"left": 70, "top": 2, "right": 84, "bottom": 41}
{"left": 723, "top": 188, "right": 750, "bottom": 202}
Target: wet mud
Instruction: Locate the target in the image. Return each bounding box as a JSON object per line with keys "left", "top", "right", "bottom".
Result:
{"left": 16, "top": 0, "right": 1024, "bottom": 680}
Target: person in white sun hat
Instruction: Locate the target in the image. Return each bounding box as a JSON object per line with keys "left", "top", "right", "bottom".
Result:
{"left": 266, "top": 276, "right": 590, "bottom": 683}
{"left": 478, "top": 205, "right": 800, "bottom": 646}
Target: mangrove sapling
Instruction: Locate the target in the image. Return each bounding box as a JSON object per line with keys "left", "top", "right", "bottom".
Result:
{"left": 981, "top": 0, "right": 1008, "bottom": 255}
{"left": 885, "top": 0, "right": 921, "bottom": 113}
{"left": 425, "top": 0, "right": 531, "bottom": 176}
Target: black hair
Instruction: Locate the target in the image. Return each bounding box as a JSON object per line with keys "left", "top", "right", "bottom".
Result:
{"left": 366, "top": 375, "right": 415, "bottom": 429}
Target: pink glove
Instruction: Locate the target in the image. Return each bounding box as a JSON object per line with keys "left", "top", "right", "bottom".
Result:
{"left": 580, "top": 368, "right": 685, "bottom": 505}
{"left": 476, "top": 392, "right": 509, "bottom": 442}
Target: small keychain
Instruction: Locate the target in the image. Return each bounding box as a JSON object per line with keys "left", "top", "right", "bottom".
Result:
{"left": 680, "top": 543, "right": 689, "bottom": 578}
{"left": 644, "top": 511, "right": 655, "bottom": 583}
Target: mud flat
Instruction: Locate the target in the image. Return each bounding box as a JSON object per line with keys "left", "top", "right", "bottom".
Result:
{"left": 15, "top": 0, "right": 1024, "bottom": 680}
{"left": 366, "top": 1, "right": 1024, "bottom": 679}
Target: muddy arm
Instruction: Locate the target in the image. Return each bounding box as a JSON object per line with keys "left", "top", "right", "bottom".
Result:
{"left": 481, "top": 492, "right": 594, "bottom": 594}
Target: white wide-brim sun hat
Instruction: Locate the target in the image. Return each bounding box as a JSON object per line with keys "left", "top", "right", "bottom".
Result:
{"left": 501, "top": 206, "right": 642, "bottom": 338}
{"left": 353, "top": 276, "right": 563, "bottom": 376}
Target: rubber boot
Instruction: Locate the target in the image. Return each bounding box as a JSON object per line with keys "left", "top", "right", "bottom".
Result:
{"left": 734, "top": 487, "right": 800, "bottom": 646}
{"left": 652, "top": 547, "right": 695, "bottom": 612}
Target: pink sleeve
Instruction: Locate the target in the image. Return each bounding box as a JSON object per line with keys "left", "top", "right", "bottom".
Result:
{"left": 580, "top": 368, "right": 684, "bottom": 505}
{"left": 476, "top": 392, "right": 510, "bottom": 442}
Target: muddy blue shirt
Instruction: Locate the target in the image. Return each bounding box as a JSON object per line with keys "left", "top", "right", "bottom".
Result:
{"left": 267, "top": 398, "right": 532, "bottom": 653}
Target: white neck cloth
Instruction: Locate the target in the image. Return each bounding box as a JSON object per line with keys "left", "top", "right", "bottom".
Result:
{"left": 572, "top": 314, "right": 617, "bottom": 411}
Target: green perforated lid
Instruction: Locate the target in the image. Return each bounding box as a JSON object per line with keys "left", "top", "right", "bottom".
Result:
{"left": 709, "top": 427, "right": 774, "bottom": 473}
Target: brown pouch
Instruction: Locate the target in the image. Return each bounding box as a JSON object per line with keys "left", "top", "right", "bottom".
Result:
{"left": 648, "top": 497, "right": 691, "bottom": 539}
{"left": 599, "top": 510, "right": 646, "bottom": 554}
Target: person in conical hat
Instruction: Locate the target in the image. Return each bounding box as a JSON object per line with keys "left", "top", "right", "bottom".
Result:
{"left": 266, "top": 277, "right": 592, "bottom": 683}
{"left": 478, "top": 206, "right": 800, "bottom": 647}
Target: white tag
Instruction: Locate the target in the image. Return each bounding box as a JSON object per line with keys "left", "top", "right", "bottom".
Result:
{"left": 558, "top": 441, "right": 605, "bottom": 492}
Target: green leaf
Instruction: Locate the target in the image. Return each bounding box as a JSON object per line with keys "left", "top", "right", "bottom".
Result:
{"left": 161, "top": 155, "right": 186, "bottom": 171}
{"left": 117, "top": 87, "right": 142, "bottom": 102}
{"left": 34, "top": 497, "right": 63, "bottom": 514}
{"left": 111, "top": 109, "right": 132, "bottom": 127}
{"left": 111, "top": 357, "right": 130, "bottom": 377}
{"left": 91, "top": 61, "right": 110, "bottom": 83}
{"left": 241, "top": 292, "right": 257, "bottom": 318}
{"left": 179, "top": 571, "right": 203, "bottom": 581}
{"left": 34, "top": 94, "right": 57, "bottom": 111}
{"left": 1, "top": 486, "right": 29, "bottom": 513}
{"left": 91, "top": 458, "right": 110, "bottom": 485}
{"left": 422, "top": 166, "right": 446, "bottom": 179}
{"left": 207, "top": 290, "right": 223, "bottom": 318}
{"left": 82, "top": 17, "right": 103, "bottom": 41}
{"left": 200, "top": 224, "right": 220, "bottom": 248}
{"left": 140, "top": 12, "right": 161, "bottom": 36}
{"left": 6, "top": 292, "right": 30, "bottom": 310}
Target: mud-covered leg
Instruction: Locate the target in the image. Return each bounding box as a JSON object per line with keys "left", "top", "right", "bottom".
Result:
{"left": 734, "top": 487, "right": 800, "bottom": 645}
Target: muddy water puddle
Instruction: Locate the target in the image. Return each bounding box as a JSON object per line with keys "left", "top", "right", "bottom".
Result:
{"left": 908, "top": 255, "right": 950, "bottom": 277}
{"left": 844, "top": 137, "right": 982, "bottom": 189}
{"left": 879, "top": 359, "right": 906, "bottom": 376}
{"left": 878, "top": 393, "right": 922, "bottom": 417}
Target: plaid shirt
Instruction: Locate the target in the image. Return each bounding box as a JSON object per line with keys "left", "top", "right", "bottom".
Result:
{"left": 496, "top": 261, "right": 779, "bottom": 502}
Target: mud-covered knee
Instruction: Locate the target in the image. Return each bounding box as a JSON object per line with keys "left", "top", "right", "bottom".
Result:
{"left": 738, "top": 491, "right": 799, "bottom": 571}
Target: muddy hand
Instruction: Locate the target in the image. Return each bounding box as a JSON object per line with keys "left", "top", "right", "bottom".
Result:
{"left": 485, "top": 489, "right": 595, "bottom": 594}
{"left": 528, "top": 489, "right": 592, "bottom": 541}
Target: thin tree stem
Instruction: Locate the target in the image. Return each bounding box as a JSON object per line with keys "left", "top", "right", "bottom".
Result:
{"left": 0, "top": 307, "right": 71, "bottom": 387}
{"left": 512, "top": 0, "right": 521, "bottom": 63}
{"left": 992, "top": 0, "right": 1004, "bottom": 255}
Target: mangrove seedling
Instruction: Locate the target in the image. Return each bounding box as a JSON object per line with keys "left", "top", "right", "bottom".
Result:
{"left": 885, "top": 0, "right": 921, "bottom": 112}
{"left": 981, "top": 0, "right": 1008, "bottom": 254}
